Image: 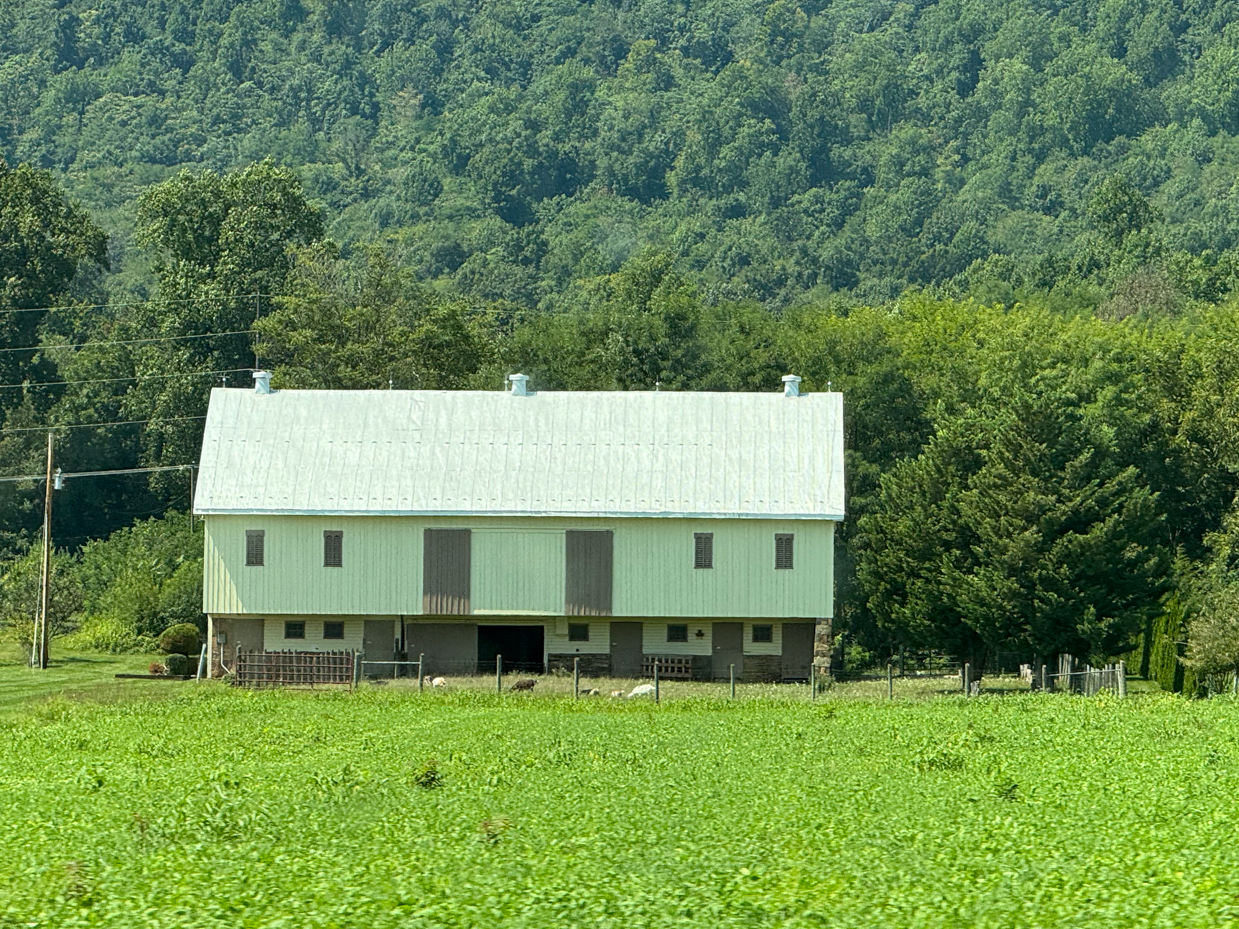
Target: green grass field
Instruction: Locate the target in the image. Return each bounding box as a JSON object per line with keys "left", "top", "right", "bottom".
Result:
{"left": 0, "top": 649, "right": 1234, "bottom": 928}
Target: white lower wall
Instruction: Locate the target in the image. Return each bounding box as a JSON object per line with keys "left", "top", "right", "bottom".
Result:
{"left": 642, "top": 621, "right": 713, "bottom": 655}
{"left": 545, "top": 619, "right": 609, "bottom": 654}
{"left": 263, "top": 616, "right": 365, "bottom": 652}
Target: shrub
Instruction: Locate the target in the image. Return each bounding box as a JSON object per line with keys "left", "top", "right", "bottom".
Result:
{"left": 164, "top": 653, "right": 191, "bottom": 676}
{"left": 62, "top": 615, "right": 156, "bottom": 654}
{"left": 158, "top": 623, "right": 202, "bottom": 656}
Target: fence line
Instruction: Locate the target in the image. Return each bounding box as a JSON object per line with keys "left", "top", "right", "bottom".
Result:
{"left": 234, "top": 649, "right": 356, "bottom": 689}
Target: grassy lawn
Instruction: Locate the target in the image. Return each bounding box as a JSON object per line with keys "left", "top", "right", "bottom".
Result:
{"left": 0, "top": 643, "right": 179, "bottom": 715}
{"left": 0, "top": 654, "right": 1232, "bottom": 928}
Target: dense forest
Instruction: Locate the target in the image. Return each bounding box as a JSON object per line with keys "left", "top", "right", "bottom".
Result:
{"left": 3, "top": 0, "right": 1239, "bottom": 686}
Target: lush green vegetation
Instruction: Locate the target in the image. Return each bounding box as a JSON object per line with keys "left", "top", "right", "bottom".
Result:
{"left": 3, "top": 0, "right": 1239, "bottom": 679}
{"left": 7, "top": 0, "right": 1239, "bottom": 309}
{"left": 1, "top": 683, "right": 1236, "bottom": 926}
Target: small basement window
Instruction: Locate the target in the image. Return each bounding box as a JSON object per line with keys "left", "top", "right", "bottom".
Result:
{"left": 753, "top": 624, "right": 774, "bottom": 643}
{"left": 323, "top": 621, "right": 345, "bottom": 640}
{"left": 775, "top": 534, "right": 794, "bottom": 570}
{"left": 284, "top": 621, "right": 305, "bottom": 639}
{"left": 568, "top": 623, "right": 590, "bottom": 642}
{"left": 245, "top": 530, "right": 265, "bottom": 567}
{"left": 324, "top": 530, "right": 343, "bottom": 567}
{"left": 694, "top": 532, "right": 713, "bottom": 569}
{"left": 667, "top": 623, "right": 688, "bottom": 643}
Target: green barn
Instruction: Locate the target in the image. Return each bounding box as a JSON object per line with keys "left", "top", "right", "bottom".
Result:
{"left": 196, "top": 373, "right": 844, "bottom": 682}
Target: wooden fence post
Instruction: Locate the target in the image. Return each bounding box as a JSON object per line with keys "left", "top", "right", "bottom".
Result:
{"left": 888, "top": 662, "right": 894, "bottom": 699}
{"left": 496, "top": 654, "right": 503, "bottom": 694}
{"left": 654, "top": 658, "right": 660, "bottom": 704}
{"left": 810, "top": 664, "right": 816, "bottom": 701}
{"left": 963, "top": 663, "right": 971, "bottom": 696}
{"left": 1118, "top": 660, "right": 1127, "bottom": 698}
{"left": 418, "top": 653, "right": 424, "bottom": 693}
{"left": 573, "top": 657, "right": 580, "bottom": 700}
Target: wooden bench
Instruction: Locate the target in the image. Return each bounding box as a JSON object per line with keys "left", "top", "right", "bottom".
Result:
{"left": 643, "top": 656, "right": 693, "bottom": 680}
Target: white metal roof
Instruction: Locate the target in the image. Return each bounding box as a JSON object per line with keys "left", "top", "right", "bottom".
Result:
{"left": 194, "top": 387, "right": 845, "bottom": 519}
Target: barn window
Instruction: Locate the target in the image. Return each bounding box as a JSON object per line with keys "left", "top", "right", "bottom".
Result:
{"left": 245, "top": 530, "right": 265, "bottom": 567}
{"left": 284, "top": 621, "right": 305, "bottom": 639}
{"left": 323, "top": 621, "right": 345, "bottom": 640}
{"left": 753, "top": 624, "right": 774, "bottom": 643}
{"left": 568, "top": 623, "right": 590, "bottom": 642}
{"left": 775, "top": 534, "right": 794, "bottom": 570}
{"left": 667, "top": 624, "right": 688, "bottom": 643}
{"left": 694, "top": 533, "right": 713, "bottom": 569}
{"left": 324, "top": 530, "right": 343, "bottom": 567}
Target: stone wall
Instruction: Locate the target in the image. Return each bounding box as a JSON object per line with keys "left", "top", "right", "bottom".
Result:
{"left": 813, "top": 616, "right": 833, "bottom": 677}
{"left": 547, "top": 653, "right": 612, "bottom": 677}
{"left": 743, "top": 655, "right": 782, "bottom": 683}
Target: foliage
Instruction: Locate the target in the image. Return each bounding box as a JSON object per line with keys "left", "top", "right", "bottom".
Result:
{"left": 157, "top": 623, "right": 201, "bottom": 657}
{"left": 1184, "top": 585, "right": 1239, "bottom": 676}
{"left": 60, "top": 615, "right": 154, "bottom": 654}
{"left": 4, "top": 689, "right": 1239, "bottom": 925}
{"left": 0, "top": 544, "right": 82, "bottom": 643}
{"left": 163, "top": 652, "right": 190, "bottom": 675}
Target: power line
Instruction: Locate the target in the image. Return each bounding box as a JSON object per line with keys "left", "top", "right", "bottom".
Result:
{"left": 0, "top": 464, "right": 195, "bottom": 484}
{"left": 0, "top": 329, "right": 255, "bottom": 354}
{"left": 1, "top": 415, "right": 207, "bottom": 434}
{"left": 0, "top": 294, "right": 280, "bottom": 316}
{"left": 0, "top": 367, "right": 254, "bottom": 390}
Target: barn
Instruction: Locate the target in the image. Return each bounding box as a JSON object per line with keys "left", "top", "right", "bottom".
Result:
{"left": 196, "top": 372, "right": 844, "bottom": 682}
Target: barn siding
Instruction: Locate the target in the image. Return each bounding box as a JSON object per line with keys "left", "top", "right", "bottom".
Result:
{"left": 472, "top": 529, "right": 564, "bottom": 614}
{"left": 261, "top": 616, "right": 368, "bottom": 652}
{"left": 204, "top": 516, "right": 833, "bottom": 619}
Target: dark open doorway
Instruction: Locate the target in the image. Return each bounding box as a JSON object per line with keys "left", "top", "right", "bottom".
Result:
{"left": 478, "top": 625, "right": 545, "bottom": 673}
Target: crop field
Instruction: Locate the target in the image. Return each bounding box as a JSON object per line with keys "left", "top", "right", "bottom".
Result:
{"left": 2, "top": 667, "right": 1238, "bottom": 928}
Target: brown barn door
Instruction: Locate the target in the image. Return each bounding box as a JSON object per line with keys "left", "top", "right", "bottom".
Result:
{"left": 781, "top": 622, "right": 814, "bottom": 681}
{"left": 610, "top": 622, "right": 643, "bottom": 678}
{"left": 565, "top": 530, "right": 613, "bottom": 615}
{"left": 423, "top": 529, "right": 471, "bottom": 615}
{"left": 712, "top": 622, "right": 744, "bottom": 680}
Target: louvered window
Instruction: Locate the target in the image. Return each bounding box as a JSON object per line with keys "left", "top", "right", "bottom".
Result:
{"left": 245, "top": 530, "right": 265, "bottom": 567}
{"left": 775, "top": 534, "right": 794, "bottom": 570}
{"left": 324, "top": 530, "right": 343, "bottom": 567}
{"left": 694, "top": 532, "right": 713, "bottom": 569}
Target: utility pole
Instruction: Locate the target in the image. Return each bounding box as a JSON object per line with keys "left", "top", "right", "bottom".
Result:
{"left": 36, "top": 432, "right": 53, "bottom": 669}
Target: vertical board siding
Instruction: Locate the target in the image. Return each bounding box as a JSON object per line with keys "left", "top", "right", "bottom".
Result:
{"left": 472, "top": 530, "right": 565, "bottom": 614}
{"left": 204, "top": 516, "right": 833, "bottom": 618}
{"left": 544, "top": 620, "right": 610, "bottom": 655}
{"left": 261, "top": 616, "right": 366, "bottom": 652}
{"left": 565, "top": 530, "right": 613, "bottom": 615}
{"left": 204, "top": 516, "right": 418, "bottom": 614}
{"left": 423, "top": 529, "right": 471, "bottom": 615}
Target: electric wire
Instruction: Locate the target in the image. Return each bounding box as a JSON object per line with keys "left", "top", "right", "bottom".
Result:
{"left": 0, "top": 464, "right": 195, "bottom": 484}
{"left": 0, "top": 329, "right": 256, "bottom": 354}
{"left": 0, "top": 415, "right": 207, "bottom": 434}
{"left": 0, "top": 367, "right": 254, "bottom": 390}
{"left": 0, "top": 294, "right": 278, "bottom": 316}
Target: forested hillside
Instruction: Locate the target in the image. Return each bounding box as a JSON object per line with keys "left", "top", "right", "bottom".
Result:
{"left": 5, "top": 0, "right": 1239, "bottom": 306}
{"left": 3, "top": 0, "right": 1239, "bottom": 683}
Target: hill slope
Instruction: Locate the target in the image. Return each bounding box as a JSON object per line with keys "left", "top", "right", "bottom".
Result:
{"left": 4, "top": 0, "right": 1239, "bottom": 306}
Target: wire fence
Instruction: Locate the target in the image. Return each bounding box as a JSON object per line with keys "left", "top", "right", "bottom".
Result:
{"left": 226, "top": 649, "right": 1133, "bottom": 701}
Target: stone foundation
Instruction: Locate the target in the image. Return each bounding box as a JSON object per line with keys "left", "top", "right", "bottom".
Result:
{"left": 547, "top": 653, "right": 612, "bottom": 677}
{"left": 743, "top": 655, "right": 783, "bottom": 683}
{"left": 207, "top": 616, "right": 264, "bottom": 679}
{"left": 812, "top": 616, "right": 833, "bottom": 677}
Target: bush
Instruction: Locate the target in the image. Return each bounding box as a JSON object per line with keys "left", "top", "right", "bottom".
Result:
{"left": 164, "top": 653, "right": 190, "bottom": 676}
{"left": 61, "top": 615, "right": 156, "bottom": 654}
{"left": 158, "top": 623, "right": 201, "bottom": 656}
